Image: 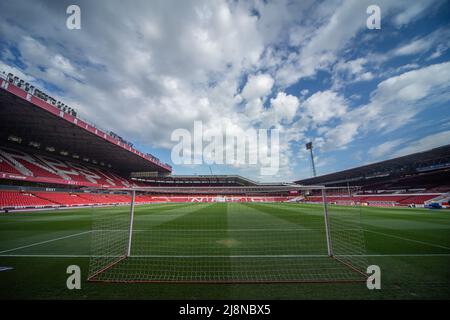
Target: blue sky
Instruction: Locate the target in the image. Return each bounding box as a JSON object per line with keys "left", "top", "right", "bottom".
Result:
{"left": 1, "top": 0, "right": 450, "bottom": 182}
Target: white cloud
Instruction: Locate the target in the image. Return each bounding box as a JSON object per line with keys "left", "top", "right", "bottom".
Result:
{"left": 375, "top": 61, "right": 450, "bottom": 104}
{"left": 300, "top": 89, "right": 309, "bottom": 96}
{"left": 368, "top": 139, "right": 405, "bottom": 159}
{"left": 332, "top": 58, "right": 374, "bottom": 88}
{"left": 393, "top": 0, "right": 439, "bottom": 27}
{"left": 395, "top": 29, "right": 449, "bottom": 58}
{"left": 396, "top": 63, "right": 420, "bottom": 73}
{"left": 274, "top": 0, "right": 431, "bottom": 87}
{"left": 428, "top": 44, "right": 447, "bottom": 60}
{"left": 0, "top": 61, "right": 37, "bottom": 84}
{"left": 393, "top": 38, "right": 431, "bottom": 56}
{"left": 18, "top": 36, "right": 84, "bottom": 82}
{"left": 244, "top": 98, "right": 264, "bottom": 119}
{"left": 322, "top": 122, "right": 359, "bottom": 150}
{"left": 270, "top": 92, "right": 299, "bottom": 124}
{"left": 317, "top": 61, "right": 450, "bottom": 151}
{"left": 350, "top": 61, "right": 450, "bottom": 134}
{"left": 241, "top": 73, "right": 274, "bottom": 100}
{"left": 392, "top": 131, "right": 450, "bottom": 157}
{"left": 302, "top": 90, "right": 348, "bottom": 124}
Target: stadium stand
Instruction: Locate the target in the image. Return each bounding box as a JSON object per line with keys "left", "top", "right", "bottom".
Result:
{"left": 296, "top": 144, "right": 450, "bottom": 207}
{"left": 296, "top": 145, "right": 450, "bottom": 191}
{"left": 304, "top": 194, "right": 441, "bottom": 207}
{"left": 0, "top": 72, "right": 172, "bottom": 174}
{"left": 0, "top": 145, "right": 137, "bottom": 188}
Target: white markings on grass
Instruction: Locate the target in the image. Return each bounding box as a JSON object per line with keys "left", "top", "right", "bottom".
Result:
{"left": 1, "top": 253, "right": 450, "bottom": 258}
{"left": 97, "top": 228, "right": 325, "bottom": 232}
{"left": 365, "top": 229, "right": 450, "bottom": 250}
{"left": 344, "top": 253, "right": 450, "bottom": 257}
{"left": 0, "top": 230, "right": 92, "bottom": 254}
{"left": 0, "top": 254, "right": 104, "bottom": 258}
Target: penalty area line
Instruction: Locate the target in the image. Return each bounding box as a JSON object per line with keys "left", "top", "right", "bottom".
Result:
{"left": 1, "top": 253, "right": 450, "bottom": 258}
{"left": 364, "top": 229, "right": 450, "bottom": 250}
{"left": 0, "top": 230, "right": 92, "bottom": 254}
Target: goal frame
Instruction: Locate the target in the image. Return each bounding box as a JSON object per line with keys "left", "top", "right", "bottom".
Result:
{"left": 87, "top": 185, "right": 368, "bottom": 284}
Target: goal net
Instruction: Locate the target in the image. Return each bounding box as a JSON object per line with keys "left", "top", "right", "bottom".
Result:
{"left": 87, "top": 186, "right": 367, "bottom": 283}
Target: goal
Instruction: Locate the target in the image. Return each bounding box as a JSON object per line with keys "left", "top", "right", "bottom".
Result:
{"left": 87, "top": 186, "right": 368, "bottom": 283}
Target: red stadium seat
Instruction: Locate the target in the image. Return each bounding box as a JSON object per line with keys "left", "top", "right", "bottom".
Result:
{"left": 0, "top": 191, "right": 56, "bottom": 208}
{"left": 0, "top": 146, "right": 136, "bottom": 188}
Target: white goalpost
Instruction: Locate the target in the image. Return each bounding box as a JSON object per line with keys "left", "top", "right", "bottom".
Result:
{"left": 126, "top": 190, "right": 136, "bottom": 258}
{"left": 87, "top": 186, "right": 367, "bottom": 283}
{"left": 322, "top": 188, "right": 334, "bottom": 257}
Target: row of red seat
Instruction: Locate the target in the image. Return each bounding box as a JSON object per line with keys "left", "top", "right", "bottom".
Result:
{"left": 307, "top": 194, "right": 440, "bottom": 205}
{"left": 0, "top": 146, "right": 136, "bottom": 188}
{"left": 0, "top": 191, "right": 55, "bottom": 208}
{"left": 1, "top": 190, "right": 441, "bottom": 209}
{"left": 0, "top": 191, "right": 132, "bottom": 209}
{"left": 397, "top": 195, "right": 438, "bottom": 204}
{"left": 0, "top": 191, "right": 291, "bottom": 209}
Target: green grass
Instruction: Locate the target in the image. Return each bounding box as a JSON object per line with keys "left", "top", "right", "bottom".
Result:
{"left": 0, "top": 203, "right": 449, "bottom": 299}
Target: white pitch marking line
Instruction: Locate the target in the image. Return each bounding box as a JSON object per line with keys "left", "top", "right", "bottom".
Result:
{"left": 93, "top": 228, "right": 362, "bottom": 232}
{"left": 0, "top": 254, "right": 324, "bottom": 258}
{"left": 0, "top": 230, "right": 92, "bottom": 254}
{"left": 0, "top": 254, "right": 94, "bottom": 258}
{"left": 1, "top": 253, "right": 450, "bottom": 258}
{"left": 342, "top": 253, "right": 450, "bottom": 257}
{"left": 365, "top": 229, "right": 450, "bottom": 250}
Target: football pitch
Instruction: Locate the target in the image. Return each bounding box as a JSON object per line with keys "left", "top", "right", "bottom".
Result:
{"left": 0, "top": 202, "right": 449, "bottom": 299}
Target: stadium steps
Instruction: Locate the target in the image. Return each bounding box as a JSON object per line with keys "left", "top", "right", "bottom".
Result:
{"left": 424, "top": 192, "right": 450, "bottom": 205}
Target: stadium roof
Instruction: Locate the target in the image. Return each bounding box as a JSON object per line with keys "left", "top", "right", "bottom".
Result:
{"left": 132, "top": 174, "right": 260, "bottom": 186}
{"left": 0, "top": 77, "right": 171, "bottom": 173}
{"left": 295, "top": 144, "right": 450, "bottom": 186}
{"left": 131, "top": 174, "right": 299, "bottom": 187}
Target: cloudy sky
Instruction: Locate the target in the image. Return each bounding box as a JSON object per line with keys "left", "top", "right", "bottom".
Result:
{"left": 1, "top": 0, "right": 450, "bottom": 181}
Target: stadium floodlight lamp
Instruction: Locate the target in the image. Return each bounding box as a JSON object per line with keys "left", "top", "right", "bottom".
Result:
{"left": 72, "top": 154, "right": 80, "bottom": 159}
{"left": 60, "top": 150, "right": 69, "bottom": 156}
{"left": 45, "top": 146, "right": 55, "bottom": 152}
{"left": 305, "top": 142, "right": 317, "bottom": 177}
